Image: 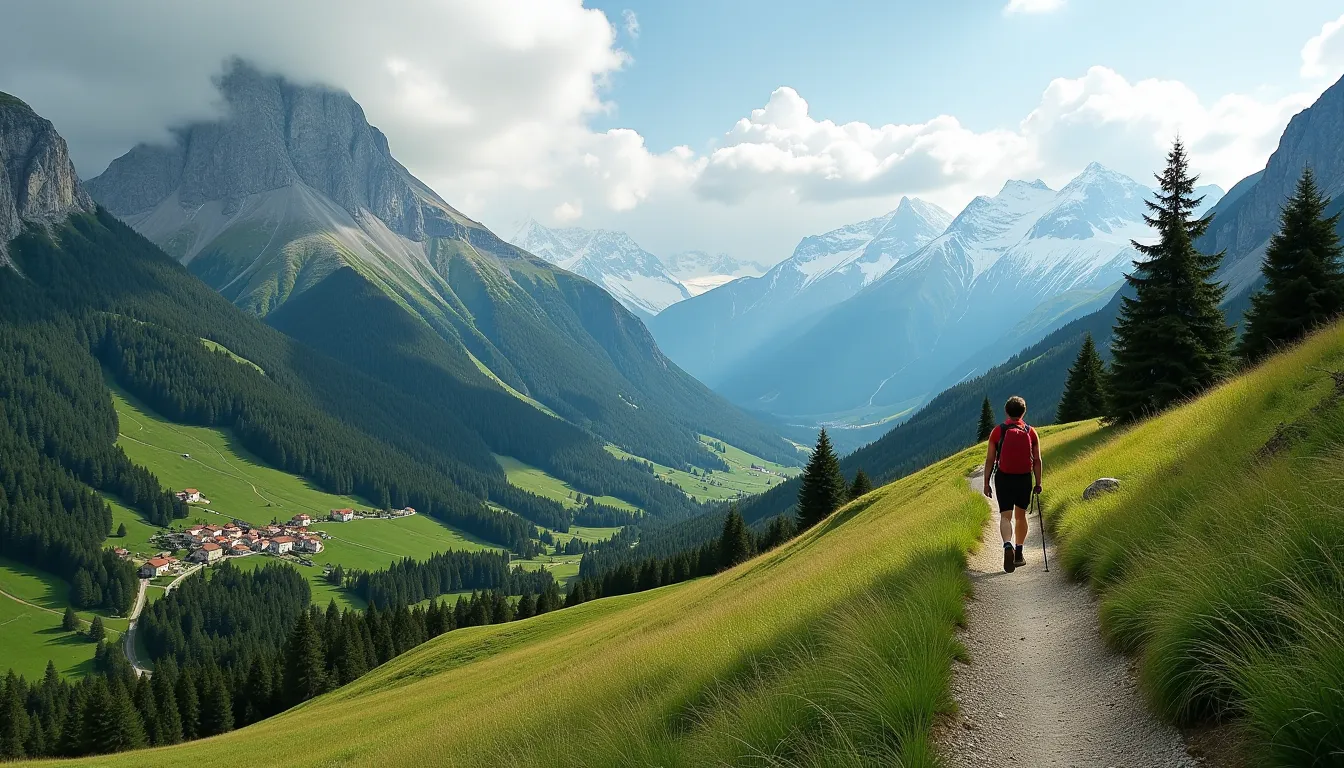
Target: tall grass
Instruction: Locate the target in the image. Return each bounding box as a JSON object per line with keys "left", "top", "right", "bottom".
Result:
{"left": 1049, "top": 324, "right": 1344, "bottom": 766}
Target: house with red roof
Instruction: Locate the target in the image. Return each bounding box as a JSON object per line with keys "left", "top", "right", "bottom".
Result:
{"left": 269, "top": 536, "right": 296, "bottom": 555}
{"left": 190, "top": 542, "right": 223, "bottom": 563}
{"left": 139, "top": 556, "right": 176, "bottom": 578}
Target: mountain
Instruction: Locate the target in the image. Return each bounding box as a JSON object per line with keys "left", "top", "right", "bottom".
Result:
{"left": 661, "top": 250, "right": 769, "bottom": 296}
{"left": 84, "top": 61, "right": 796, "bottom": 471}
{"left": 0, "top": 92, "right": 94, "bottom": 261}
{"left": 1200, "top": 74, "right": 1344, "bottom": 299}
{"left": 509, "top": 220, "right": 690, "bottom": 317}
{"left": 710, "top": 164, "right": 1155, "bottom": 428}
{"left": 648, "top": 196, "right": 953, "bottom": 386}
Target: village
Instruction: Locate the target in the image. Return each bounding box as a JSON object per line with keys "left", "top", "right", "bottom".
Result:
{"left": 117, "top": 488, "right": 418, "bottom": 580}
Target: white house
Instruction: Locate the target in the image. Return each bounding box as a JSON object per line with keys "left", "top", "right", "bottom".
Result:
{"left": 139, "top": 556, "right": 175, "bottom": 578}
{"left": 269, "top": 536, "right": 295, "bottom": 555}
{"left": 297, "top": 536, "right": 324, "bottom": 554}
{"left": 190, "top": 543, "right": 222, "bottom": 563}
{"left": 330, "top": 508, "right": 355, "bottom": 522}
{"left": 178, "top": 488, "right": 202, "bottom": 503}
{"left": 290, "top": 514, "right": 312, "bottom": 527}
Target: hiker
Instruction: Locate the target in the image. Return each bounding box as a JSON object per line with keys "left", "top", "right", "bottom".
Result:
{"left": 982, "top": 395, "right": 1043, "bottom": 573}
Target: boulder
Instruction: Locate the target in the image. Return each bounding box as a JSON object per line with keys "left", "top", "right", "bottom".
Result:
{"left": 1082, "top": 478, "right": 1121, "bottom": 501}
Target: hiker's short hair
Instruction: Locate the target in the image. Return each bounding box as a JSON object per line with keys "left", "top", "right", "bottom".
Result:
{"left": 1005, "top": 396, "right": 1027, "bottom": 419}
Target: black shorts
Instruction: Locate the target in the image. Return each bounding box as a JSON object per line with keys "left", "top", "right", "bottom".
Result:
{"left": 994, "top": 472, "right": 1033, "bottom": 512}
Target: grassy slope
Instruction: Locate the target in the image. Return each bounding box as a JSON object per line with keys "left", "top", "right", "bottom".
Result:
{"left": 1044, "top": 323, "right": 1344, "bottom": 766}
{"left": 51, "top": 418, "right": 1030, "bottom": 767}
{"left": 109, "top": 381, "right": 496, "bottom": 611}
{"left": 605, "top": 436, "right": 799, "bottom": 503}
{"left": 0, "top": 558, "right": 128, "bottom": 680}
{"left": 495, "top": 454, "right": 639, "bottom": 513}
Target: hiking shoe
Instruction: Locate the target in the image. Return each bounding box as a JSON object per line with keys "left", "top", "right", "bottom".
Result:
{"left": 1003, "top": 544, "right": 1016, "bottom": 573}
{"left": 1014, "top": 550, "right": 1027, "bottom": 568}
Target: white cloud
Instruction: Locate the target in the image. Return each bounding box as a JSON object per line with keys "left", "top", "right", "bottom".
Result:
{"left": 0, "top": 1, "right": 1327, "bottom": 265}
{"left": 622, "top": 9, "right": 640, "bottom": 39}
{"left": 1301, "top": 12, "right": 1344, "bottom": 79}
{"left": 1003, "top": 0, "right": 1066, "bottom": 16}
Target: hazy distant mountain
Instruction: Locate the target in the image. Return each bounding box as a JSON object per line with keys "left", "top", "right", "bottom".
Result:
{"left": 84, "top": 60, "right": 797, "bottom": 470}
{"left": 662, "top": 250, "right": 768, "bottom": 296}
{"left": 712, "top": 163, "right": 1163, "bottom": 424}
{"left": 648, "top": 196, "right": 953, "bottom": 387}
{"left": 509, "top": 220, "right": 689, "bottom": 317}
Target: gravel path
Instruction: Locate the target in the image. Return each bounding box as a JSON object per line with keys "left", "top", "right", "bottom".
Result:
{"left": 937, "top": 471, "right": 1199, "bottom": 767}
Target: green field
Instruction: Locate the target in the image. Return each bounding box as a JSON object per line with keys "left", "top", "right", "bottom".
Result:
{"left": 605, "top": 436, "right": 799, "bottom": 503}
{"left": 52, "top": 405, "right": 998, "bottom": 767}
{"left": 200, "top": 338, "right": 265, "bottom": 375}
{"left": 495, "top": 454, "right": 640, "bottom": 512}
{"left": 0, "top": 557, "right": 129, "bottom": 680}
{"left": 110, "top": 382, "right": 501, "bottom": 610}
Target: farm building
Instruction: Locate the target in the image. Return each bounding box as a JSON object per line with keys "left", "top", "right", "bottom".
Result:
{"left": 269, "top": 536, "right": 296, "bottom": 554}
{"left": 190, "top": 543, "right": 222, "bottom": 563}
{"left": 330, "top": 508, "right": 355, "bottom": 522}
{"left": 297, "top": 536, "right": 324, "bottom": 554}
{"left": 178, "top": 488, "right": 202, "bottom": 503}
{"left": 291, "top": 514, "right": 312, "bottom": 527}
{"left": 139, "top": 557, "right": 176, "bottom": 578}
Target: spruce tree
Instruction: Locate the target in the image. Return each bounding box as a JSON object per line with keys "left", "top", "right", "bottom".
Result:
{"left": 1238, "top": 167, "right": 1344, "bottom": 362}
{"left": 849, "top": 469, "right": 873, "bottom": 499}
{"left": 175, "top": 668, "right": 200, "bottom": 741}
{"left": 976, "top": 397, "right": 995, "bottom": 442}
{"left": 1057, "top": 333, "right": 1108, "bottom": 422}
{"left": 283, "top": 610, "right": 327, "bottom": 705}
{"left": 152, "top": 665, "right": 182, "bottom": 745}
{"left": 116, "top": 523, "right": 128, "bottom": 538}
{"left": 87, "top": 615, "right": 105, "bottom": 642}
{"left": 61, "top": 606, "right": 78, "bottom": 632}
{"left": 718, "top": 505, "right": 752, "bottom": 570}
{"left": 1108, "top": 140, "right": 1233, "bottom": 423}
{"left": 0, "top": 672, "right": 29, "bottom": 759}
{"left": 796, "top": 429, "right": 847, "bottom": 529}
{"left": 198, "top": 665, "right": 233, "bottom": 736}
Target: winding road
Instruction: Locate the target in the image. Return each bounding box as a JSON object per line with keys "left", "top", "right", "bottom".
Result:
{"left": 123, "top": 564, "right": 203, "bottom": 677}
{"left": 936, "top": 471, "right": 1199, "bottom": 767}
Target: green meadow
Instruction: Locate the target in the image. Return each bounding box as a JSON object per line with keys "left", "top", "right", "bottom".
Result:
{"left": 0, "top": 558, "right": 127, "bottom": 680}
{"left": 605, "top": 436, "right": 799, "bottom": 503}
{"left": 495, "top": 454, "right": 640, "bottom": 512}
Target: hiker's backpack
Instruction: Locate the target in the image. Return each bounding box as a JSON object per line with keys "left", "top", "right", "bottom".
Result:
{"left": 993, "top": 421, "right": 1035, "bottom": 475}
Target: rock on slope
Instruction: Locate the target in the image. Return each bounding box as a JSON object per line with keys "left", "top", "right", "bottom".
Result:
{"left": 0, "top": 92, "right": 94, "bottom": 260}
{"left": 85, "top": 60, "right": 796, "bottom": 468}
{"left": 648, "top": 196, "right": 953, "bottom": 386}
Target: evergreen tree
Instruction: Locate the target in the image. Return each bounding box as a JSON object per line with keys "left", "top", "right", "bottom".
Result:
{"left": 976, "top": 397, "right": 995, "bottom": 442}
{"left": 718, "top": 505, "right": 752, "bottom": 570}
{"left": 849, "top": 469, "right": 873, "bottom": 499}
{"left": 116, "top": 522, "right": 128, "bottom": 538}
{"left": 61, "top": 606, "right": 79, "bottom": 632}
{"left": 197, "top": 665, "right": 233, "bottom": 736}
{"left": 282, "top": 610, "right": 327, "bottom": 706}
{"left": 175, "top": 668, "right": 200, "bottom": 741}
{"left": 0, "top": 672, "right": 30, "bottom": 759}
{"left": 132, "top": 675, "right": 160, "bottom": 746}
{"left": 1108, "top": 140, "right": 1233, "bottom": 423}
{"left": 1056, "top": 333, "right": 1108, "bottom": 422}
{"left": 1238, "top": 167, "right": 1344, "bottom": 362}
{"left": 796, "top": 429, "right": 847, "bottom": 529}
{"left": 87, "top": 615, "right": 105, "bottom": 642}
{"left": 152, "top": 664, "right": 183, "bottom": 745}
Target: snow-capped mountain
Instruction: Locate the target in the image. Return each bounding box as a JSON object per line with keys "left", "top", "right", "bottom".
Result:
{"left": 648, "top": 196, "right": 953, "bottom": 386}
{"left": 711, "top": 164, "right": 1184, "bottom": 424}
{"left": 661, "top": 250, "right": 768, "bottom": 296}
{"left": 510, "top": 221, "right": 690, "bottom": 318}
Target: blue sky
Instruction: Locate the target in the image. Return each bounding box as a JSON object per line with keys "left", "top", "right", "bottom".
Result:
{"left": 587, "top": 0, "right": 1339, "bottom": 150}
{"left": 3, "top": 0, "right": 1344, "bottom": 261}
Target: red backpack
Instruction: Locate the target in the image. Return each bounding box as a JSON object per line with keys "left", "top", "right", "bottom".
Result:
{"left": 994, "top": 421, "right": 1036, "bottom": 475}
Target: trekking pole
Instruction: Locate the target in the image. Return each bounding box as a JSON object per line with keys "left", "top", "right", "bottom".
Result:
{"left": 1035, "top": 491, "right": 1049, "bottom": 572}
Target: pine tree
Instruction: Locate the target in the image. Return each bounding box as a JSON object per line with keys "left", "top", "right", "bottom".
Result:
{"left": 175, "top": 668, "right": 200, "bottom": 741}
{"left": 1057, "top": 333, "right": 1108, "bottom": 422}
{"left": 133, "top": 674, "right": 160, "bottom": 746}
{"left": 0, "top": 671, "right": 30, "bottom": 759}
{"left": 718, "top": 505, "right": 752, "bottom": 570}
{"left": 61, "top": 606, "right": 79, "bottom": 632}
{"left": 87, "top": 615, "right": 105, "bottom": 642}
{"left": 116, "top": 523, "right": 128, "bottom": 538}
{"left": 1238, "top": 167, "right": 1344, "bottom": 362}
{"left": 152, "top": 664, "right": 182, "bottom": 745}
{"left": 796, "top": 429, "right": 847, "bottom": 529}
{"left": 283, "top": 610, "right": 327, "bottom": 705}
{"left": 976, "top": 397, "right": 995, "bottom": 442}
{"left": 1108, "top": 140, "right": 1233, "bottom": 423}
{"left": 849, "top": 469, "right": 873, "bottom": 499}
{"left": 197, "top": 664, "right": 233, "bottom": 736}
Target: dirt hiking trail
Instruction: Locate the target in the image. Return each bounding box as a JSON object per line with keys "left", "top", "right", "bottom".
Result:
{"left": 937, "top": 470, "right": 1199, "bottom": 767}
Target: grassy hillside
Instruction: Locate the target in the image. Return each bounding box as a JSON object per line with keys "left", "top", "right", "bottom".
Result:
{"left": 109, "top": 381, "right": 496, "bottom": 611}
{"left": 495, "top": 454, "right": 640, "bottom": 513}
{"left": 605, "top": 436, "right": 799, "bottom": 503}
{"left": 1045, "top": 323, "right": 1344, "bottom": 765}
{"left": 0, "top": 558, "right": 127, "bottom": 680}
{"left": 46, "top": 417, "right": 1014, "bottom": 767}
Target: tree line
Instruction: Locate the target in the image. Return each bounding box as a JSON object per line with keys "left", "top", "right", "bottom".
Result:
{"left": 343, "top": 549, "right": 556, "bottom": 609}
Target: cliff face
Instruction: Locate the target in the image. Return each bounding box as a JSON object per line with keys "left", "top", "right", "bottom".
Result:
{"left": 0, "top": 92, "right": 95, "bottom": 261}
{"left": 85, "top": 60, "right": 474, "bottom": 242}
{"left": 1204, "top": 74, "right": 1344, "bottom": 295}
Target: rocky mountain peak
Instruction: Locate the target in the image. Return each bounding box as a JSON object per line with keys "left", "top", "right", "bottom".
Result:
{"left": 86, "top": 59, "right": 475, "bottom": 243}
{"left": 0, "top": 92, "right": 95, "bottom": 261}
